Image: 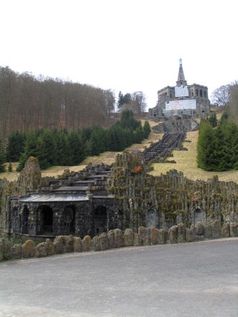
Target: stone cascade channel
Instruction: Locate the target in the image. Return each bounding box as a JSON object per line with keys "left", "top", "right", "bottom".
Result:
{"left": 143, "top": 132, "right": 185, "bottom": 163}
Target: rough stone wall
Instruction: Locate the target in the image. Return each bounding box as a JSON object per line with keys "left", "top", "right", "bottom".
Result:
{"left": 17, "top": 156, "right": 41, "bottom": 194}
{"left": 108, "top": 152, "right": 158, "bottom": 230}
{"left": 108, "top": 153, "right": 238, "bottom": 230}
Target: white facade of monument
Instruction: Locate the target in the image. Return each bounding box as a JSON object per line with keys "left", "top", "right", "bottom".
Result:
{"left": 175, "top": 85, "right": 189, "bottom": 97}
{"left": 165, "top": 99, "right": 196, "bottom": 111}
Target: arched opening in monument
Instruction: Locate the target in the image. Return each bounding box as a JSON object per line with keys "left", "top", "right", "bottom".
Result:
{"left": 39, "top": 205, "right": 53, "bottom": 234}
{"left": 93, "top": 205, "right": 107, "bottom": 235}
{"left": 22, "top": 205, "right": 30, "bottom": 234}
{"left": 63, "top": 205, "right": 76, "bottom": 234}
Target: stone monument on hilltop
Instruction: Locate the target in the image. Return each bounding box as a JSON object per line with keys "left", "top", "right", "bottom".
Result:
{"left": 149, "top": 59, "right": 210, "bottom": 118}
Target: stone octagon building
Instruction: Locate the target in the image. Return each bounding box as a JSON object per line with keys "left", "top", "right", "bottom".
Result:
{"left": 149, "top": 59, "right": 210, "bottom": 118}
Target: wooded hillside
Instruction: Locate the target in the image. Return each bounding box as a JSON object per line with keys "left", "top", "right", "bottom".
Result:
{"left": 0, "top": 67, "right": 115, "bottom": 138}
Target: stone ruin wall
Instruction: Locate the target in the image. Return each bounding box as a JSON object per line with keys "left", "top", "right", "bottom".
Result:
{"left": 1, "top": 152, "right": 238, "bottom": 237}
{"left": 108, "top": 152, "right": 238, "bottom": 229}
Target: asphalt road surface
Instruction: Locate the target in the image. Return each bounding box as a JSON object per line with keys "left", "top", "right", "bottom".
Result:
{"left": 0, "top": 238, "right": 238, "bottom": 317}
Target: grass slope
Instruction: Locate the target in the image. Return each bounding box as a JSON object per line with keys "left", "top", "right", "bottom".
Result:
{"left": 150, "top": 130, "right": 238, "bottom": 183}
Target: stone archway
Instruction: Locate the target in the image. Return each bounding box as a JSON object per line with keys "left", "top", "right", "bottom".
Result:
{"left": 93, "top": 206, "right": 107, "bottom": 235}
{"left": 38, "top": 205, "right": 53, "bottom": 234}
{"left": 22, "top": 205, "right": 30, "bottom": 234}
{"left": 63, "top": 205, "right": 76, "bottom": 234}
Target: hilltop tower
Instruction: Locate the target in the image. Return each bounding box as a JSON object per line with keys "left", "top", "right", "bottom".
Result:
{"left": 176, "top": 58, "right": 187, "bottom": 86}
{"left": 149, "top": 59, "right": 210, "bottom": 118}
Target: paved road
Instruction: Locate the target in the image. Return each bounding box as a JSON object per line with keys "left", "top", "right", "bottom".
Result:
{"left": 0, "top": 238, "right": 238, "bottom": 317}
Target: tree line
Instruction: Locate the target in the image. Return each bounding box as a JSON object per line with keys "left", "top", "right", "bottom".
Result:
{"left": 198, "top": 83, "right": 238, "bottom": 171}
{"left": 0, "top": 66, "right": 115, "bottom": 138}
{"left": 0, "top": 111, "right": 151, "bottom": 171}
{"left": 197, "top": 116, "right": 238, "bottom": 171}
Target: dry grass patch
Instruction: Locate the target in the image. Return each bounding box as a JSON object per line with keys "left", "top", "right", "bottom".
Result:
{"left": 150, "top": 130, "right": 238, "bottom": 183}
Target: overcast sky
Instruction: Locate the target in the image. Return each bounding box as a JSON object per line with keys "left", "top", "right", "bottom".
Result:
{"left": 0, "top": 0, "right": 237, "bottom": 108}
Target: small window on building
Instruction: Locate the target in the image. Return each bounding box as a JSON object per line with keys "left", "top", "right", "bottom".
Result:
{"left": 191, "top": 91, "right": 194, "bottom": 96}
{"left": 204, "top": 91, "right": 207, "bottom": 98}
{"left": 200, "top": 89, "right": 203, "bottom": 97}
{"left": 170, "top": 93, "right": 173, "bottom": 98}
{"left": 196, "top": 89, "right": 198, "bottom": 96}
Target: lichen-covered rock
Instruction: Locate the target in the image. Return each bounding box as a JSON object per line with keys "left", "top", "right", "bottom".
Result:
{"left": 221, "top": 223, "right": 230, "bottom": 237}
{"left": 22, "top": 239, "right": 35, "bottom": 258}
{"left": 63, "top": 235, "right": 74, "bottom": 252}
{"left": 145, "top": 227, "right": 152, "bottom": 245}
{"left": 211, "top": 220, "right": 221, "bottom": 239}
{"left": 0, "top": 238, "right": 12, "bottom": 260}
{"left": 17, "top": 156, "right": 41, "bottom": 194}
{"left": 45, "top": 239, "right": 55, "bottom": 255}
{"left": 99, "top": 232, "right": 109, "bottom": 251}
{"left": 186, "top": 227, "right": 195, "bottom": 242}
{"left": 92, "top": 235, "right": 100, "bottom": 251}
{"left": 107, "top": 230, "right": 115, "bottom": 248}
{"left": 204, "top": 223, "right": 212, "bottom": 239}
{"left": 133, "top": 233, "right": 140, "bottom": 246}
{"left": 195, "top": 222, "right": 204, "bottom": 236}
{"left": 113, "top": 228, "right": 124, "bottom": 248}
{"left": 151, "top": 227, "right": 159, "bottom": 245}
{"left": 124, "top": 228, "right": 134, "bottom": 247}
{"left": 35, "top": 242, "right": 47, "bottom": 257}
{"left": 177, "top": 223, "right": 186, "bottom": 243}
{"left": 53, "top": 236, "right": 64, "bottom": 254}
{"left": 230, "top": 223, "right": 238, "bottom": 237}
{"left": 158, "top": 229, "right": 167, "bottom": 244}
{"left": 73, "top": 237, "right": 82, "bottom": 252}
{"left": 138, "top": 226, "right": 146, "bottom": 245}
{"left": 11, "top": 243, "right": 22, "bottom": 259}
{"left": 82, "top": 235, "right": 92, "bottom": 251}
{"left": 168, "top": 225, "right": 178, "bottom": 243}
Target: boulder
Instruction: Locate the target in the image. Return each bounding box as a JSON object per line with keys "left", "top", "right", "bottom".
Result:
{"left": 113, "top": 229, "right": 124, "bottom": 248}
{"left": 45, "top": 239, "right": 55, "bottom": 256}
{"left": 158, "top": 229, "right": 167, "bottom": 244}
{"left": 53, "top": 236, "right": 64, "bottom": 254}
{"left": 124, "top": 228, "right": 134, "bottom": 247}
{"left": 63, "top": 235, "right": 74, "bottom": 253}
{"left": 73, "top": 237, "right": 82, "bottom": 252}
{"left": 195, "top": 222, "right": 204, "bottom": 236}
{"left": 230, "top": 223, "right": 238, "bottom": 237}
{"left": 221, "top": 223, "right": 230, "bottom": 238}
{"left": 82, "top": 235, "right": 92, "bottom": 252}
{"left": 186, "top": 227, "right": 195, "bottom": 242}
{"left": 138, "top": 226, "right": 150, "bottom": 246}
{"left": 177, "top": 223, "right": 186, "bottom": 243}
{"left": 204, "top": 223, "right": 212, "bottom": 239}
{"left": 11, "top": 243, "right": 22, "bottom": 259}
{"left": 133, "top": 233, "right": 140, "bottom": 246}
{"left": 107, "top": 230, "right": 115, "bottom": 248}
{"left": 22, "top": 240, "right": 35, "bottom": 258}
{"left": 35, "top": 242, "right": 47, "bottom": 257}
{"left": 168, "top": 225, "right": 178, "bottom": 244}
{"left": 92, "top": 236, "right": 100, "bottom": 251}
{"left": 0, "top": 238, "right": 12, "bottom": 260}
{"left": 99, "top": 232, "right": 109, "bottom": 251}
{"left": 211, "top": 220, "right": 221, "bottom": 239}
{"left": 151, "top": 227, "right": 159, "bottom": 245}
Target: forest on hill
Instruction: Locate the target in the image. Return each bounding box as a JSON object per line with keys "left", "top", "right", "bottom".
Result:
{"left": 0, "top": 110, "right": 151, "bottom": 171}
{"left": 0, "top": 67, "right": 115, "bottom": 138}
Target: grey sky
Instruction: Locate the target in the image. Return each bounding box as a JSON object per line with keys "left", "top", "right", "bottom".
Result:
{"left": 0, "top": 0, "right": 237, "bottom": 108}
